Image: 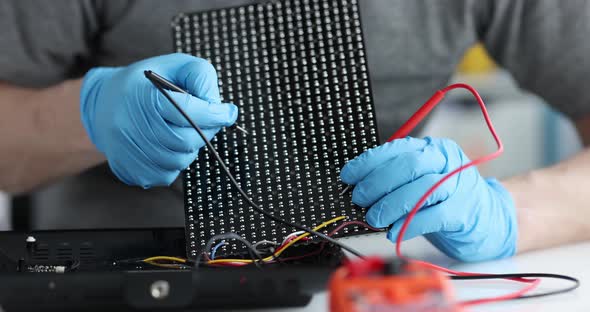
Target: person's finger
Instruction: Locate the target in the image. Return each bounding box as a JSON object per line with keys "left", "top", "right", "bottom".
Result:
{"left": 340, "top": 137, "right": 430, "bottom": 185}
{"left": 151, "top": 127, "right": 219, "bottom": 171}
{"left": 156, "top": 91, "right": 237, "bottom": 128}
{"left": 107, "top": 140, "right": 180, "bottom": 188}
{"left": 183, "top": 127, "right": 219, "bottom": 157}
{"left": 365, "top": 173, "right": 454, "bottom": 228}
{"left": 351, "top": 143, "right": 447, "bottom": 207}
{"left": 176, "top": 57, "right": 222, "bottom": 103}
{"left": 386, "top": 207, "right": 446, "bottom": 242}
{"left": 149, "top": 111, "right": 202, "bottom": 152}
{"left": 142, "top": 53, "right": 222, "bottom": 103}
{"left": 132, "top": 116, "right": 219, "bottom": 172}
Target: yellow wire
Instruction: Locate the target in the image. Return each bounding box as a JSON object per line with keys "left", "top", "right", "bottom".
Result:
{"left": 144, "top": 261, "right": 188, "bottom": 269}
{"left": 143, "top": 256, "right": 187, "bottom": 263}
{"left": 140, "top": 216, "right": 347, "bottom": 266}
{"left": 207, "top": 215, "right": 346, "bottom": 265}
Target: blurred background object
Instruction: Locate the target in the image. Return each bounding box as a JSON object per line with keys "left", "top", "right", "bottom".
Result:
{"left": 420, "top": 43, "right": 582, "bottom": 178}
{"left": 0, "top": 192, "right": 10, "bottom": 230}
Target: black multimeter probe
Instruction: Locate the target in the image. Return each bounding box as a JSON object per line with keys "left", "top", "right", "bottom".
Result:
{"left": 145, "top": 70, "right": 365, "bottom": 260}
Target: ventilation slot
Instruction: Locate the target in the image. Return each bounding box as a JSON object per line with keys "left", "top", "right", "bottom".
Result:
{"left": 56, "top": 244, "right": 73, "bottom": 261}
{"left": 79, "top": 243, "right": 96, "bottom": 263}
{"left": 33, "top": 243, "right": 49, "bottom": 261}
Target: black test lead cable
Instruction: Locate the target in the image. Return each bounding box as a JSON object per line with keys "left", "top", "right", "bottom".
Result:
{"left": 146, "top": 70, "right": 249, "bottom": 135}
{"left": 144, "top": 70, "right": 365, "bottom": 261}
{"left": 451, "top": 273, "right": 580, "bottom": 300}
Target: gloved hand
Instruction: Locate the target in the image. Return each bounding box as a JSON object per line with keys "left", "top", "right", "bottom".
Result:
{"left": 340, "top": 137, "right": 517, "bottom": 262}
{"left": 80, "top": 53, "right": 237, "bottom": 188}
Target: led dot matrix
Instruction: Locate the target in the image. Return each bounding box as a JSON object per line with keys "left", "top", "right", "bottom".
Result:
{"left": 172, "top": 0, "right": 379, "bottom": 259}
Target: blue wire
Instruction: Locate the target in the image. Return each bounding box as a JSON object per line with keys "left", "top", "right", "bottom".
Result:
{"left": 211, "top": 240, "right": 226, "bottom": 260}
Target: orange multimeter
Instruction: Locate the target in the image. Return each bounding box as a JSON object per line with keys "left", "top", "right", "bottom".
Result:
{"left": 329, "top": 257, "right": 462, "bottom": 312}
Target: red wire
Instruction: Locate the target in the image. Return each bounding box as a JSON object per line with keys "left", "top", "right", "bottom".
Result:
{"left": 459, "top": 279, "right": 541, "bottom": 307}
{"left": 273, "top": 221, "right": 380, "bottom": 263}
{"left": 393, "top": 83, "right": 503, "bottom": 258}
{"left": 275, "top": 236, "right": 311, "bottom": 254}
{"left": 389, "top": 83, "right": 539, "bottom": 305}
{"left": 328, "top": 220, "right": 382, "bottom": 235}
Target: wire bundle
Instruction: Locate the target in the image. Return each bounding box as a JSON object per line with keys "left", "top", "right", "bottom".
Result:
{"left": 202, "top": 216, "right": 347, "bottom": 266}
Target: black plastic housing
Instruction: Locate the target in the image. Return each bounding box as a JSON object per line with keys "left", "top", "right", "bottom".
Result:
{"left": 0, "top": 228, "right": 340, "bottom": 311}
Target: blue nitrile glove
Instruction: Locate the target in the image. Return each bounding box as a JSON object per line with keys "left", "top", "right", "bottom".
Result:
{"left": 340, "top": 137, "right": 517, "bottom": 262}
{"left": 80, "top": 53, "right": 237, "bottom": 188}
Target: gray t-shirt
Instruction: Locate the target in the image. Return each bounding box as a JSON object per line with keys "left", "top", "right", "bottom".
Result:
{"left": 1, "top": 0, "right": 589, "bottom": 229}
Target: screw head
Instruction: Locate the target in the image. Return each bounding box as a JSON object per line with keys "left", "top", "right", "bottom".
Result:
{"left": 150, "top": 280, "right": 170, "bottom": 300}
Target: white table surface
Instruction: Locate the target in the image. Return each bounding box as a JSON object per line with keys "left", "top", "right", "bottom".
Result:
{"left": 222, "top": 234, "right": 589, "bottom": 312}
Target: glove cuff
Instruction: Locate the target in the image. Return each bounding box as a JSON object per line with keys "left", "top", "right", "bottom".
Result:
{"left": 486, "top": 177, "right": 518, "bottom": 258}
{"left": 79, "top": 67, "right": 119, "bottom": 150}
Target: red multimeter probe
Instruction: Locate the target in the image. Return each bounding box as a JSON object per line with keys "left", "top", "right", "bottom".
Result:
{"left": 330, "top": 84, "right": 541, "bottom": 311}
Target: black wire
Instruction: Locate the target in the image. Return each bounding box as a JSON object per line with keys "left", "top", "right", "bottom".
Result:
{"left": 450, "top": 273, "right": 580, "bottom": 299}
{"left": 145, "top": 70, "right": 365, "bottom": 260}
{"left": 203, "top": 233, "right": 263, "bottom": 260}
{"left": 66, "top": 259, "right": 80, "bottom": 272}
{"left": 196, "top": 233, "right": 265, "bottom": 268}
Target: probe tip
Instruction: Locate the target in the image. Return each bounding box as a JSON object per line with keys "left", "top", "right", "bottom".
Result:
{"left": 339, "top": 185, "right": 351, "bottom": 196}
{"left": 234, "top": 124, "right": 249, "bottom": 135}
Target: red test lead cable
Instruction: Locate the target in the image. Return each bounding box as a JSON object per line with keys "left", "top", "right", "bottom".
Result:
{"left": 386, "top": 83, "right": 539, "bottom": 306}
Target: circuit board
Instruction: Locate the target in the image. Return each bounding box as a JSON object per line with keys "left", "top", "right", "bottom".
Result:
{"left": 172, "top": 0, "right": 379, "bottom": 259}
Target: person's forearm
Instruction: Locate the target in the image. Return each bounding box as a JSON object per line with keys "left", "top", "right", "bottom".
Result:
{"left": 503, "top": 148, "right": 590, "bottom": 253}
{"left": 0, "top": 80, "right": 104, "bottom": 194}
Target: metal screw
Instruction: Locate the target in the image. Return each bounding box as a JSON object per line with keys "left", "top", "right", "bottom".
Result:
{"left": 150, "top": 280, "right": 170, "bottom": 300}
